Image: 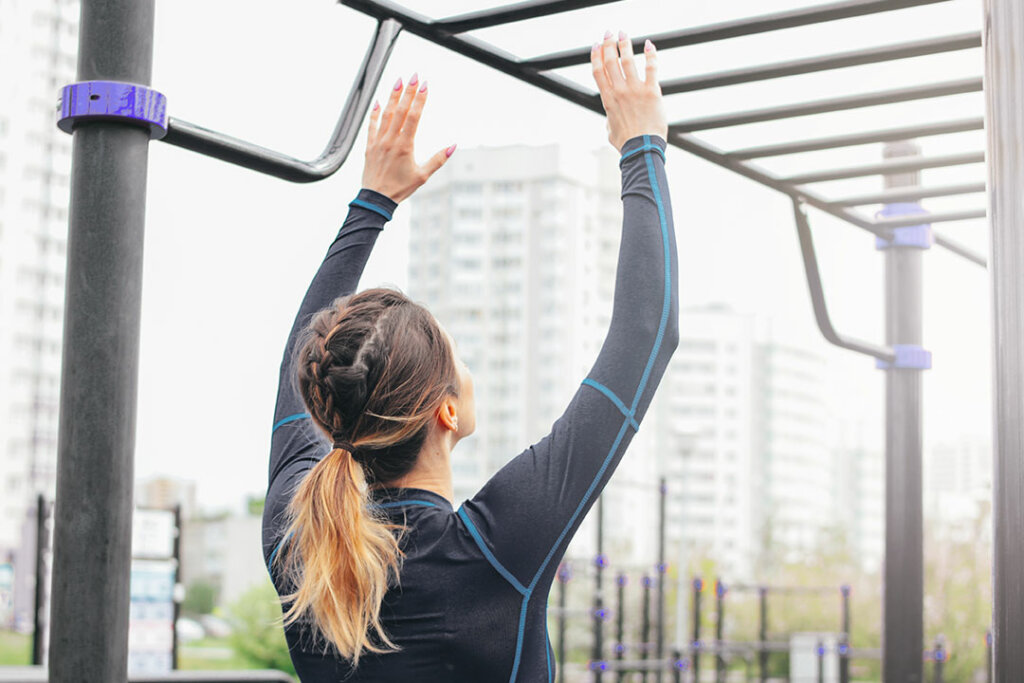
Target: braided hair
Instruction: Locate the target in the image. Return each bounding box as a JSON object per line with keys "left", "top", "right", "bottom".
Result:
{"left": 274, "top": 287, "right": 461, "bottom": 663}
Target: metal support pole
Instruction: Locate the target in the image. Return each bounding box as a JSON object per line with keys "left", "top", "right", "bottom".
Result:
{"left": 49, "top": 5, "right": 155, "bottom": 681}
{"left": 987, "top": 630, "right": 994, "bottom": 683}
{"left": 31, "top": 495, "right": 48, "bottom": 666}
{"left": 594, "top": 496, "right": 606, "bottom": 681}
{"left": 758, "top": 588, "right": 768, "bottom": 683}
{"left": 657, "top": 477, "right": 667, "bottom": 683}
{"left": 692, "top": 579, "right": 703, "bottom": 683}
{"left": 172, "top": 504, "right": 182, "bottom": 670}
{"left": 817, "top": 640, "right": 826, "bottom": 683}
{"left": 881, "top": 141, "right": 926, "bottom": 683}
{"left": 558, "top": 563, "right": 569, "bottom": 683}
{"left": 840, "top": 586, "right": 851, "bottom": 683}
{"left": 715, "top": 581, "right": 725, "bottom": 683}
{"left": 983, "top": 1, "right": 1024, "bottom": 680}
{"left": 933, "top": 636, "right": 946, "bottom": 683}
{"left": 615, "top": 574, "right": 626, "bottom": 683}
{"left": 641, "top": 576, "right": 653, "bottom": 682}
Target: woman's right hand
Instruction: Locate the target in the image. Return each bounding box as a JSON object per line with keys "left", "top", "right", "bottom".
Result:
{"left": 591, "top": 30, "right": 668, "bottom": 153}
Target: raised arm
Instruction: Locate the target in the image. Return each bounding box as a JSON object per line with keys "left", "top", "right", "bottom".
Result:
{"left": 459, "top": 32, "right": 677, "bottom": 592}
{"left": 267, "top": 71, "right": 456, "bottom": 487}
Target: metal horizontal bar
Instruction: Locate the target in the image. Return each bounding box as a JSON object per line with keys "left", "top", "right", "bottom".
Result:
{"left": 782, "top": 150, "right": 985, "bottom": 184}
{"left": 341, "top": 0, "right": 602, "bottom": 110}
{"left": 794, "top": 199, "right": 896, "bottom": 362}
{"left": 662, "top": 32, "right": 980, "bottom": 94}
{"left": 934, "top": 232, "right": 987, "bottom": 266}
{"left": 831, "top": 181, "right": 986, "bottom": 205}
{"left": 435, "top": 0, "right": 622, "bottom": 33}
{"left": 520, "top": 0, "right": 953, "bottom": 70}
{"left": 341, "top": 0, "right": 985, "bottom": 270}
{"left": 160, "top": 18, "right": 401, "bottom": 182}
{"left": 727, "top": 117, "right": 985, "bottom": 158}
{"left": 672, "top": 78, "right": 982, "bottom": 131}
{"left": 873, "top": 207, "right": 987, "bottom": 227}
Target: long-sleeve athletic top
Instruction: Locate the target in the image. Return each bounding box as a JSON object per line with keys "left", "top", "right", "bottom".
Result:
{"left": 262, "top": 133, "right": 678, "bottom": 683}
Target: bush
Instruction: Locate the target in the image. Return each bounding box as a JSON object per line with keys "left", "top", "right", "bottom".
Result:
{"left": 225, "top": 580, "right": 296, "bottom": 675}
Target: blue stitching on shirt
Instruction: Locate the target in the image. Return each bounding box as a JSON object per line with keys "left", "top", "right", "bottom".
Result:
{"left": 457, "top": 507, "right": 529, "bottom": 596}
{"left": 581, "top": 379, "right": 640, "bottom": 431}
{"left": 629, "top": 135, "right": 672, "bottom": 412}
{"left": 511, "top": 133, "right": 671, "bottom": 681}
{"left": 546, "top": 607, "right": 553, "bottom": 682}
{"left": 349, "top": 198, "right": 393, "bottom": 221}
{"left": 267, "top": 528, "right": 295, "bottom": 569}
{"left": 374, "top": 500, "right": 439, "bottom": 509}
{"left": 620, "top": 141, "right": 666, "bottom": 164}
{"left": 272, "top": 413, "right": 309, "bottom": 433}
{"left": 508, "top": 595, "right": 532, "bottom": 682}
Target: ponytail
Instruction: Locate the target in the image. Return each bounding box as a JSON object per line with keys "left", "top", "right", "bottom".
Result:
{"left": 274, "top": 288, "right": 461, "bottom": 663}
{"left": 274, "top": 444, "right": 403, "bottom": 663}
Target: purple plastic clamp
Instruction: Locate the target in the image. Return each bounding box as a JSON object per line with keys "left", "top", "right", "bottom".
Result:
{"left": 57, "top": 81, "right": 168, "bottom": 139}
{"left": 875, "top": 202, "right": 934, "bottom": 251}
{"left": 876, "top": 344, "right": 932, "bottom": 371}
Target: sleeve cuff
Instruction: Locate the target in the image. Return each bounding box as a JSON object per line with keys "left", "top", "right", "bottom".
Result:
{"left": 619, "top": 134, "right": 668, "bottom": 167}
{"left": 348, "top": 188, "right": 398, "bottom": 222}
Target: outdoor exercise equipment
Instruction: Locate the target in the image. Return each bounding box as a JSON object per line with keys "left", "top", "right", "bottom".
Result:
{"left": 49, "top": 0, "right": 1023, "bottom": 680}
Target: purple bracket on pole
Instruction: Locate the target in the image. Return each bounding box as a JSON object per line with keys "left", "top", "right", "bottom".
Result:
{"left": 875, "top": 202, "right": 934, "bottom": 250}
{"left": 876, "top": 343, "right": 932, "bottom": 370}
{"left": 57, "top": 81, "right": 168, "bottom": 139}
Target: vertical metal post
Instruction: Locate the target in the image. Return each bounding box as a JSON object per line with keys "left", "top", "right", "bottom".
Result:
{"left": 715, "top": 580, "right": 725, "bottom": 683}
{"left": 642, "top": 576, "right": 653, "bottom": 682}
{"left": 933, "top": 636, "right": 945, "bottom": 683}
{"left": 48, "top": 1, "right": 155, "bottom": 681}
{"left": 758, "top": 587, "right": 768, "bottom": 683}
{"left": 692, "top": 578, "right": 702, "bottom": 683}
{"left": 172, "top": 504, "right": 182, "bottom": 670}
{"left": 615, "top": 574, "right": 626, "bottom": 683}
{"left": 594, "top": 496, "right": 606, "bottom": 681}
{"left": 817, "top": 640, "right": 825, "bottom": 683}
{"left": 983, "top": 1, "right": 1024, "bottom": 680}
{"left": 881, "top": 140, "right": 926, "bottom": 683}
{"left": 840, "top": 585, "right": 851, "bottom": 683}
{"left": 32, "top": 495, "right": 48, "bottom": 666}
{"left": 657, "top": 478, "right": 667, "bottom": 683}
{"left": 558, "top": 563, "right": 570, "bottom": 683}
{"left": 987, "top": 630, "right": 994, "bottom": 683}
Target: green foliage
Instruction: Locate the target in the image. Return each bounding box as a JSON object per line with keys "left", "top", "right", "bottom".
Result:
{"left": 182, "top": 579, "right": 219, "bottom": 616}
{"left": 247, "top": 496, "right": 266, "bottom": 517}
{"left": 0, "top": 630, "right": 31, "bottom": 666}
{"left": 225, "top": 579, "right": 296, "bottom": 675}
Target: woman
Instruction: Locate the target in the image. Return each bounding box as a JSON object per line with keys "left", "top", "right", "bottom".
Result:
{"left": 263, "top": 29, "right": 678, "bottom": 682}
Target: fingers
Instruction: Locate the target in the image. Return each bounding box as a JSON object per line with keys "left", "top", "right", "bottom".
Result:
{"left": 398, "top": 78, "right": 429, "bottom": 144}
{"left": 600, "top": 30, "right": 625, "bottom": 88}
{"left": 419, "top": 144, "right": 455, "bottom": 180}
{"left": 590, "top": 41, "right": 611, "bottom": 107}
{"left": 378, "top": 75, "right": 405, "bottom": 140}
{"left": 618, "top": 30, "right": 640, "bottom": 83}
{"left": 644, "top": 39, "right": 659, "bottom": 89}
{"left": 366, "top": 100, "right": 381, "bottom": 144}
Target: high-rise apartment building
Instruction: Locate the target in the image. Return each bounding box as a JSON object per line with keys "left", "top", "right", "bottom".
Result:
{"left": 406, "top": 141, "right": 663, "bottom": 565}
{"left": 0, "top": 0, "right": 78, "bottom": 559}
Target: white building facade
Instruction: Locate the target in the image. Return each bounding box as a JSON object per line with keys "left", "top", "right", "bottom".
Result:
{"left": 0, "top": 0, "right": 77, "bottom": 559}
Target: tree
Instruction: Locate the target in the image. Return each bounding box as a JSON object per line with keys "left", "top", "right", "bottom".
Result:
{"left": 182, "top": 579, "right": 218, "bottom": 616}
{"left": 225, "top": 579, "right": 296, "bottom": 675}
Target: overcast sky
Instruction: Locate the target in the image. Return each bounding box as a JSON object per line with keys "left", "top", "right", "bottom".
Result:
{"left": 135, "top": 0, "right": 991, "bottom": 511}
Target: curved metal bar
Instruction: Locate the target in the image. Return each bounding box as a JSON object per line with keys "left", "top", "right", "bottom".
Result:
{"left": 793, "top": 199, "right": 896, "bottom": 362}
{"left": 160, "top": 19, "right": 402, "bottom": 183}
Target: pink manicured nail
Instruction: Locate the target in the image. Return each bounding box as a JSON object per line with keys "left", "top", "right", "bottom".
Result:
{"left": 393, "top": 77, "right": 403, "bottom": 91}
{"left": 645, "top": 39, "right": 654, "bottom": 51}
{"left": 419, "top": 79, "right": 428, "bottom": 93}
{"left": 619, "top": 30, "right": 627, "bottom": 41}
{"left": 372, "top": 100, "right": 380, "bottom": 111}
{"left": 445, "top": 143, "right": 457, "bottom": 158}
{"left": 604, "top": 29, "right": 612, "bottom": 39}
{"left": 409, "top": 72, "right": 418, "bottom": 87}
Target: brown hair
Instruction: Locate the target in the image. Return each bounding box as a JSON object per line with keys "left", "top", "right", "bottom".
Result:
{"left": 273, "top": 287, "right": 460, "bottom": 662}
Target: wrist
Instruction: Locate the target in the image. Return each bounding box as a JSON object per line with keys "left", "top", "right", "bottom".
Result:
{"left": 349, "top": 188, "right": 399, "bottom": 222}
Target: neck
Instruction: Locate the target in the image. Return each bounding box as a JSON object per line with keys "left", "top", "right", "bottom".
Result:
{"left": 382, "top": 431, "right": 455, "bottom": 505}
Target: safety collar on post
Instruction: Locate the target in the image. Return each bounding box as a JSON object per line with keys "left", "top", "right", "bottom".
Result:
{"left": 875, "top": 202, "right": 934, "bottom": 250}
{"left": 57, "top": 80, "right": 167, "bottom": 139}
{"left": 875, "top": 344, "right": 932, "bottom": 371}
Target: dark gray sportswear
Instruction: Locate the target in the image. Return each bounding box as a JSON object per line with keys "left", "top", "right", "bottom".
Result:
{"left": 262, "top": 133, "right": 677, "bottom": 682}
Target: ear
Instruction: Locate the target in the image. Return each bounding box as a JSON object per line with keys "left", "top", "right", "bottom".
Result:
{"left": 437, "top": 396, "right": 459, "bottom": 433}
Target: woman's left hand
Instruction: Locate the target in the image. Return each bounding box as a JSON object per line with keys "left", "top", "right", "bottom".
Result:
{"left": 361, "top": 73, "right": 456, "bottom": 204}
